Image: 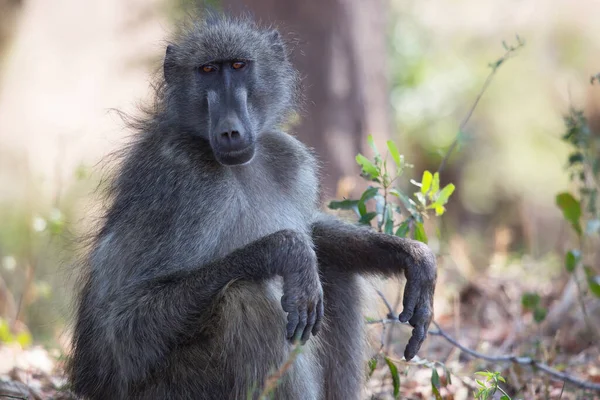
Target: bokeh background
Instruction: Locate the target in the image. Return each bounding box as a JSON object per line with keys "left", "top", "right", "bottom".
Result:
{"left": 1, "top": 0, "right": 599, "bottom": 398}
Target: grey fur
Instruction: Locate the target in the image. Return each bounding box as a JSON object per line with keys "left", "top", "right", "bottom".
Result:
{"left": 68, "top": 15, "right": 436, "bottom": 400}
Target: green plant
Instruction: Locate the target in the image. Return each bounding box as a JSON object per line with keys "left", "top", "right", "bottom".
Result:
{"left": 557, "top": 107, "right": 600, "bottom": 290}
{"left": 328, "top": 135, "right": 455, "bottom": 244}
{"left": 553, "top": 107, "right": 600, "bottom": 338}
{"left": 520, "top": 292, "right": 547, "bottom": 324}
{"left": 474, "top": 370, "right": 511, "bottom": 400}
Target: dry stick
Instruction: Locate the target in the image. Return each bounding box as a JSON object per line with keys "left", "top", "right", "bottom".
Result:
{"left": 258, "top": 344, "right": 302, "bottom": 400}
{"left": 376, "top": 289, "right": 395, "bottom": 318}
{"left": 428, "top": 321, "right": 600, "bottom": 392}
{"left": 367, "top": 318, "right": 600, "bottom": 392}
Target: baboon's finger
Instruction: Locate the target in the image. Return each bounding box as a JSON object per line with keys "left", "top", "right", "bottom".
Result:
{"left": 312, "top": 298, "right": 324, "bottom": 336}
{"left": 301, "top": 305, "right": 317, "bottom": 344}
{"left": 403, "top": 306, "right": 431, "bottom": 360}
{"left": 292, "top": 308, "right": 308, "bottom": 343}
{"left": 286, "top": 311, "right": 299, "bottom": 340}
{"left": 398, "top": 278, "right": 419, "bottom": 323}
{"left": 281, "top": 294, "right": 294, "bottom": 313}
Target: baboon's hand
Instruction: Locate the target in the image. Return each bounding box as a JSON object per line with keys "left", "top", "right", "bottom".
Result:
{"left": 277, "top": 233, "right": 324, "bottom": 345}
{"left": 280, "top": 265, "right": 323, "bottom": 344}
{"left": 397, "top": 240, "right": 437, "bottom": 360}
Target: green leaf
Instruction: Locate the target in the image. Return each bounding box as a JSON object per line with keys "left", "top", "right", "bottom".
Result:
{"left": 500, "top": 396, "right": 510, "bottom": 400}
{"left": 360, "top": 187, "right": 380, "bottom": 201}
{"left": 367, "top": 135, "right": 380, "bottom": 157}
{"left": 391, "top": 189, "right": 419, "bottom": 216}
{"left": 358, "top": 187, "right": 379, "bottom": 216}
{"left": 328, "top": 199, "right": 359, "bottom": 210}
{"left": 367, "top": 357, "right": 378, "bottom": 378}
{"left": 431, "top": 367, "right": 441, "bottom": 389}
{"left": 433, "top": 183, "right": 455, "bottom": 206}
{"left": 384, "top": 214, "right": 394, "bottom": 235}
{"left": 414, "top": 222, "right": 428, "bottom": 244}
{"left": 568, "top": 152, "right": 584, "bottom": 166}
{"left": 384, "top": 357, "right": 400, "bottom": 398}
{"left": 358, "top": 212, "right": 378, "bottom": 225}
{"left": 521, "top": 292, "right": 540, "bottom": 310}
{"left": 556, "top": 192, "right": 582, "bottom": 236}
{"left": 564, "top": 249, "right": 581, "bottom": 273}
{"left": 533, "top": 307, "right": 547, "bottom": 323}
{"left": 395, "top": 220, "right": 411, "bottom": 238}
{"left": 432, "top": 384, "right": 443, "bottom": 400}
{"left": 387, "top": 140, "right": 401, "bottom": 167}
{"left": 584, "top": 266, "right": 600, "bottom": 298}
{"left": 421, "top": 171, "right": 433, "bottom": 194}
{"left": 434, "top": 205, "right": 445, "bottom": 216}
{"left": 356, "top": 154, "right": 380, "bottom": 179}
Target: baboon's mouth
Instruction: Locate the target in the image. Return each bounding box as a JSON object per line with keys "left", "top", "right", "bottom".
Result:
{"left": 215, "top": 145, "right": 256, "bottom": 166}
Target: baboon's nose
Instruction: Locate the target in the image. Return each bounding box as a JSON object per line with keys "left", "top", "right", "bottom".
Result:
{"left": 215, "top": 117, "right": 248, "bottom": 152}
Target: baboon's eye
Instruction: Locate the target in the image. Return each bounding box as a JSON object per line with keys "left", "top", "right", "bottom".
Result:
{"left": 200, "top": 64, "right": 217, "bottom": 73}
{"left": 232, "top": 61, "right": 246, "bottom": 70}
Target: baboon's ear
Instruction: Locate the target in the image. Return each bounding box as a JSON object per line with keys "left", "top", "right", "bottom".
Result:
{"left": 164, "top": 45, "right": 176, "bottom": 84}
{"left": 268, "top": 30, "right": 286, "bottom": 61}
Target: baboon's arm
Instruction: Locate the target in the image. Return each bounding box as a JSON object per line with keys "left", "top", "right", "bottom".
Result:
{"left": 311, "top": 214, "right": 436, "bottom": 360}
{"left": 98, "top": 229, "right": 322, "bottom": 383}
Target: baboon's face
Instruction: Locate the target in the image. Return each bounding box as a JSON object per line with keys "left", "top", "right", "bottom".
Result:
{"left": 163, "top": 19, "right": 298, "bottom": 166}
{"left": 195, "top": 58, "right": 256, "bottom": 166}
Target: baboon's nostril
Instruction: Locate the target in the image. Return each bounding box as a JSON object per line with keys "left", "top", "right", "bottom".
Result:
{"left": 221, "top": 131, "right": 241, "bottom": 140}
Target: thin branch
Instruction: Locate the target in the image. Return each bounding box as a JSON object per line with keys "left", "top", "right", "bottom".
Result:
{"left": 429, "top": 320, "right": 600, "bottom": 391}
{"left": 367, "top": 318, "right": 600, "bottom": 392}
{"left": 438, "top": 39, "right": 525, "bottom": 174}
{"left": 573, "top": 270, "right": 599, "bottom": 338}
{"left": 376, "top": 289, "right": 395, "bottom": 318}
{"left": 258, "top": 343, "right": 302, "bottom": 399}
{"left": 0, "top": 395, "right": 27, "bottom": 400}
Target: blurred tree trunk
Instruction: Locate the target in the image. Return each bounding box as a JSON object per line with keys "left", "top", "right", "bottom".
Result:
{"left": 223, "top": 0, "right": 392, "bottom": 200}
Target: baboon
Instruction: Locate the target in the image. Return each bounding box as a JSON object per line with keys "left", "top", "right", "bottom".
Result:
{"left": 68, "top": 15, "right": 436, "bottom": 400}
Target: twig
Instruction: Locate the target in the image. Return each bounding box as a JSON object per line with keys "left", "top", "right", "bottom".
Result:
{"left": 367, "top": 318, "right": 600, "bottom": 391}
{"left": 574, "top": 237, "right": 600, "bottom": 339}
{"left": 429, "top": 320, "right": 600, "bottom": 391}
{"left": 376, "top": 289, "right": 395, "bottom": 318}
{"left": 258, "top": 344, "right": 302, "bottom": 399}
{"left": 438, "top": 38, "right": 525, "bottom": 174}
{"left": 573, "top": 271, "right": 598, "bottom": 338}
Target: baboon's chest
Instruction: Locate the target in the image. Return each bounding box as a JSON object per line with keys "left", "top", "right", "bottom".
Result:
{"left": 221, "top": 183, "right": 312, "bottom": 256}
{"left": 187, "top": 173, "right": 314, "bottom": 266}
